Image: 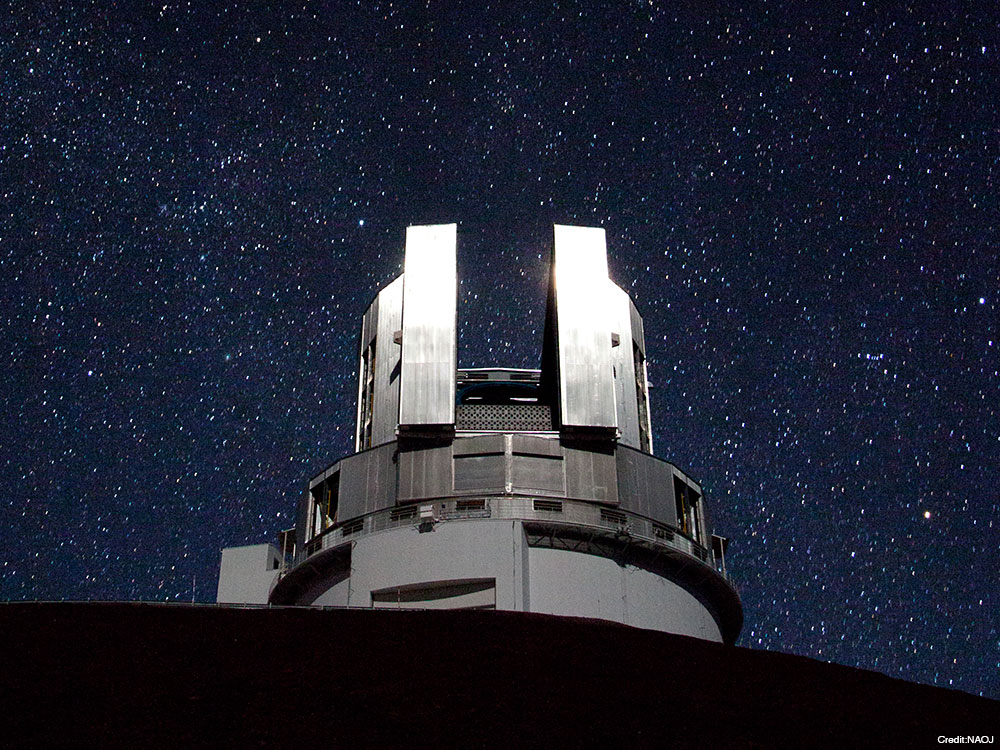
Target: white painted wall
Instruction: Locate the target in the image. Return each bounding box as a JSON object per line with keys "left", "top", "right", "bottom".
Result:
{"left": 528, "top": 547, "right": 722, "bottom": 642}
{"left": 341, "top": 520, "right": 528, "bottom": 610}
{"left": 311, "top": 577, "right": 351, "bottom": 607}
{"left": 216, "top": 544, "right": 281, "bottom": 604}
{"left": 299, "top": 519, "right": 722, "bottom": 642}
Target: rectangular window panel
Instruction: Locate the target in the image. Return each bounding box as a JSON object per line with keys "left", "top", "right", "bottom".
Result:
{"left": 371, "top": 579, "right": 496, "bottom": 610}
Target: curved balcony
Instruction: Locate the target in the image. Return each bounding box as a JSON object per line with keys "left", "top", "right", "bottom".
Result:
{"left": 272, "top": 495, "right": 742, "bottom": 643}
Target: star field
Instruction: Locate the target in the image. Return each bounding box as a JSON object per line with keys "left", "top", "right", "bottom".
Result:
{"left": 1, "top": 2, "right": 997, "bottom": 698}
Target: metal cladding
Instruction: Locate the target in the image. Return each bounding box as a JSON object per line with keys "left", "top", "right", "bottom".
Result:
{"left": 221, "top": 221, "right": 742, "bottom": 645}
{"left": 551, "top": 225, "right": 618, "bottom": 432}
{"left": 356, "top": 276, "right": 403, "bottom": 451}
{"left": 399, "top": 224, "right": 457, "bottom": 430}
{"left": 608, "top": 282, "right": 642, "bottom": 450}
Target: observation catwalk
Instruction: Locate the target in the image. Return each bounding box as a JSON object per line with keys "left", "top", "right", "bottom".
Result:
{"left": 218, "top": 223, "right": 742, "bottom": 644}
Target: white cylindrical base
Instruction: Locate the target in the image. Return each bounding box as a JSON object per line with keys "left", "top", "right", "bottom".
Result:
{"left": 306, "top": 520, "right": 723, "bottom": 642}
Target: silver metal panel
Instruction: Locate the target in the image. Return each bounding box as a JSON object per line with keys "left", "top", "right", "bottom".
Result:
{"left": 552, "top": 225, "right": 617, "bottom": 430}
{"left": 369, "top": 442, "right": 401, "bottom": 513}
{"left": 295, "top": 487, "right": 311, "bottom": 550}
{"left": 355, "top": 279, "right": 403, "bottom": 451}
{"left": 510, "top": 454, "right": 565, "bottom": 494}
{"left": 399, "top": 224, "right": 457, "bottom": 427}
{"left": 372, "top": 276, "right": 403, "bottom": 446}
{"left": 629, "top": 297, "right": 646, "bottom": 356}
{"left": 453, "top": 434, "right": 506, "bottom": 456}
{"left": 362, "top": 294, "right": 378, "bottom": 348}
{"left": 510, "top": 434, "right": 561, "bottom": 457}
{"left": 398, "top": 442, "right": 453, "bottom": 501}
{"left": 630, "top": 295, "right": 653, "bottom": 453}
{"left": 338, "top": 442, "right": 398, "bottom": 520}
{"left": 608, "top": 282, "right": 641, "bottom": 449}
{"left": 563, "top": 442, "right": 618, "bottom": 504}
{"left": 453, "top": 454, "right": 506, "bottom": 492}
{"left": 337, "top": 456, "right": 366, "bottom": 522}
{"left": 615, "top": 445, "right": 675, "bottom": 523}
{"left": 354, "top": 297, "right": 376, "bottom": 451}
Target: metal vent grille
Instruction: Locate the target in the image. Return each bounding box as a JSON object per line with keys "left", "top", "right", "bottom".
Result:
{"left": 456, "top": 404, "right": 553, "bottom": 431}
{"left": 533, "top": 499, "right": 563, "bottom": 513}
{"left": 456, "top": 499, "right": 486, "bottom": 511}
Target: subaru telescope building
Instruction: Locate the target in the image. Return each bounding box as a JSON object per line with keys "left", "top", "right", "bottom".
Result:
{"left": 217, "top": 224, "right": 742, "bottom": 644}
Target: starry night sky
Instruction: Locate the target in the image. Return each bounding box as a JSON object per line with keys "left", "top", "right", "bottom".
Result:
{"left": 2, "top": 2, "right": 997, "bottom": 698}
